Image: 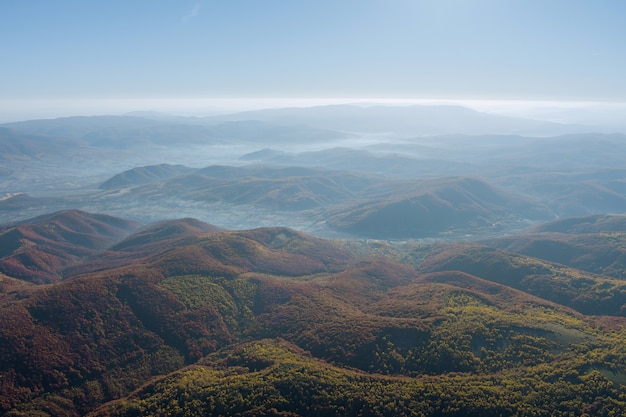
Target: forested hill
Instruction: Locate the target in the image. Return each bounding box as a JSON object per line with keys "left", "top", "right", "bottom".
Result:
{"left": 2, "top": 211, "right": 626, "bottom": 416}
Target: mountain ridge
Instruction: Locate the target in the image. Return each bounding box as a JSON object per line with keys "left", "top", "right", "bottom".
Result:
{"left": 203, "top": 104, "right": 580, "bottom": 136}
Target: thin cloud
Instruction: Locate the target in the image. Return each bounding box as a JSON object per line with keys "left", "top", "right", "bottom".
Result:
{"left": 182, "top": 3, "right": 201, "bottom": 22}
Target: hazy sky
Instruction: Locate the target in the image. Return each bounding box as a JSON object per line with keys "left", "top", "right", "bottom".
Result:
{"left": 1, "top": 1, "right": 626, "bottom": 110}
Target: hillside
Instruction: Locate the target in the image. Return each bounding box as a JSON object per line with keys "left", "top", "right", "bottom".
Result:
{"left": 532, "top": 213, "right": 626, "bottom": 234}
{"left": 0, "top": 210, "right": 139, "bottom": 284}
{"left": 2, "top": 211, "right": 626, "bottom": 415}
{"left": 524, "top": 180, "right": 626, "bottom": 218}
{"left": 0, "top": 127, "right": 80, "bottom": 161}
{"left": 418, "top": 242, "right": 626, "bottom": 316}
{"left": 99, "top": 164, "right": 195, "bottom": 189}
{"left": 484, "top": 214, "right": 626, "bottom": 278}
{"left": 98, "top": 164, "right": 381, "bottom": 213}
{"left": 91, "top": 336, "right": 626, "bottom": 417}
{"left": 327, "top": 177, "right": 552, "bottom": 238}
{"left": 95, "top": 169, "right": 555, "bottom": 238}
{"left": 240, "top": 146, "right": 479, "bottom": 179}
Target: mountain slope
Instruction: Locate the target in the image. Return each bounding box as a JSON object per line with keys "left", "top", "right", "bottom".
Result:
{"left": 0, "top": 220, "right": 359, "bottom": 415}
{"left": 91, "top": 336, "right": 626, "bottom": 417}
{"left": 99, "top": 164, "right": 195, "bottom": 189}
{"left": 99, "top": 164, "right": 381, "bottom": 212}
{"left": 0, "top": 127, "right": 80, "bottom": 161}
{"left": 327, "top": 177, "right": 552, "bottom": 238}
{"left": 240, "top": 146, "right": 479, "bottom": 179}
{"left": 532, "top": 213, "right": 626, "bottom": 234}
{"left": 419, "top": 242, "right": 626, "bottom": 315}
{"left": 0, "top": 210, "right": 139, "bottom": 284}
{"left": 484, "top": 214, "right": 626, "bottom": 278}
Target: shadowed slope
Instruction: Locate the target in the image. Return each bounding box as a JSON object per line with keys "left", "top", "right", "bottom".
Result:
{"left": 484, "top": 214, "right": 626, "bottom": 279}
{"left": 532, "top": 214, "right": 626, "bottom": 234}
{"left": 99, "top": 164, "right": 195, "bottom": 189}
{"left": 327, "top": 177, "right": 552, "bottom": 238}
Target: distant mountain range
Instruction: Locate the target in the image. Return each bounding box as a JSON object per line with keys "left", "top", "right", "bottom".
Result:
{"left": 1, "top": 115, "right": 348, "bottom": 151}
{"left": 0, "top": 104, "right": 586, "bottom": 151}
{"left": 203, "top": 104, "right": 582, "bottom": 136}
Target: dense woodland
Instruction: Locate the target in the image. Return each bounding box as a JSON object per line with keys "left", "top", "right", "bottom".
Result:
{"left": 2, "top": 210, "right": 626, "bottom": 416}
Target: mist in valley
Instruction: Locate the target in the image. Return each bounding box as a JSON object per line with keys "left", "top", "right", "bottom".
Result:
{"left": 2, "top": 102, "right": 626, "bottom": 240}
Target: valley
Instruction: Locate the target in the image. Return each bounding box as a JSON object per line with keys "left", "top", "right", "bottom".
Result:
{"left": 4, "top": 107, "right": 626, "bottom": 240}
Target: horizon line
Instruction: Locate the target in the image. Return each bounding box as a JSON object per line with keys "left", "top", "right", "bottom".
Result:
{"left": 1, "top": 97, "right": 626, "bottom": 124}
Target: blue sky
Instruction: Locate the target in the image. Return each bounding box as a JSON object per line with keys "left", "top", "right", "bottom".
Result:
{"left": 1, "top": 0, "right": 626, "bottom": 108}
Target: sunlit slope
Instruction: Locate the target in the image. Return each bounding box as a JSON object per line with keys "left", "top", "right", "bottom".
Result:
{"left": 0, "top": 210, "right": 139, "bottom": 284}
{"left": 92, "top": 332, "right": 626, "bottom": 417}
{"left": 419, "top": 242, "right": 626, "bottom": 315}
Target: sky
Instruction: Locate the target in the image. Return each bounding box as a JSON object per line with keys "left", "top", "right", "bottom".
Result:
{"left": 1, "top": 0, "right": 626, "bottom": 120}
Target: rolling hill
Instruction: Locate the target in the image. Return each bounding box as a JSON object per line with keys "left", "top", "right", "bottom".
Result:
{"left": 99, "top": 164, "right": 196, "bottom": 189}
{"left": 0, "top": 127, "right": 80, "bottom": 161}
{"left": 2, "top": 211, "right": 626, "bottom": 415}
{"left": 418, "top": 242, "right": 626, "bottom": 316}
{"left": 97, "top": 164, "right": 381, "bottom": 212}
{"left": 240, "top": 146, "right": 480, "bottom": 179}
{"left": 91, "top": 334, "right": 626, "bottom": 417}
{"left": 326, "top": 177, "right": 553, "bottom": 238}
{"left": 484, "top": 214, "right": 626, "bottom": 278}
{"left": 0, "top": 210, "right": 139, "bottom": 284}
{"left": 532, "top": 213, "right": 626, "bottom": 234}
{"left": 93, "top": 166, "right": 557, "bottom": 238}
